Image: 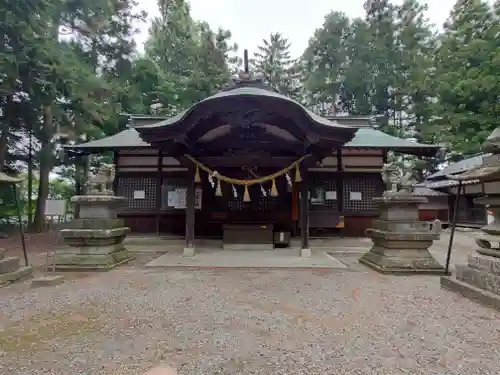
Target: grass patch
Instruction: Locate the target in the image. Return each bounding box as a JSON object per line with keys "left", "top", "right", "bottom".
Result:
{"left": 0, "top": 308, "right": 105, "bottom": 353}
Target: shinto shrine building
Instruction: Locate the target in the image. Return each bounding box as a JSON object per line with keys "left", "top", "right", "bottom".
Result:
{"left": 66, "top": 73, "right": 439, "bottom": 253}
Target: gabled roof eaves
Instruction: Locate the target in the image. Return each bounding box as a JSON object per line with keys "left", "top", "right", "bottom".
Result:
{"left": 427, "top": 154, "right": 487, "bottom": 180}
{"left": 63, "top": 128, "right": 148, "bottom": 153}
{"left": 344, "top": 128, "right": 439, "bottom": 156}
{"left": 425, "top": 178, "right": 479, "bottom": 189}
{"left": 412, "top": 183, "right": 449, "bottom": 196}
{"left": 64, "top": 127, "right": 439, "bottom": 156}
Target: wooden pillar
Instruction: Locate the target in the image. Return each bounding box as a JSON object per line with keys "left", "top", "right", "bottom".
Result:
{"left": 74, "top": 154, "right": 85, "bottom": 219}
{"left": 336, "top": 148, "right": 344, "bottom": 213}
{"left": 112, "top": 151, "right": 119, "bottom": 194}
{"left": 156, "top": 151, "right": 163, "bottom": 236}
{"left": 291, "top": 185, "right": 299, "bottom": 237}
{"left": 299, "top": 167, "right": 310, "bottom": 257}
{"left": 184, "top": 164, "right": 196, "bottom": 256}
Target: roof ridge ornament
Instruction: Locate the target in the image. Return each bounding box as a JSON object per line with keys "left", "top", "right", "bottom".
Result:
{"left": 222, "top": 49, "right": 272, "bottom": 91}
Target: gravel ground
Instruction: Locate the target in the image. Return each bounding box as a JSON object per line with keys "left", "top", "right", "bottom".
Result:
{"left": 1, "top": 263, "right": 499, "bottom": 375}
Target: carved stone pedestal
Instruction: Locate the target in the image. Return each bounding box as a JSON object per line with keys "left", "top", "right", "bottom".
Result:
{"left": 0, "top": 248, "right": 33, "bottom": 286}
{"left": 441, "top": 195, "right": 500, "bottom": 310}
{"left": 359, "top": 193, "right": 444, "bottom": 274}
{"left": 56, "top": 195, "right": 134, "bottom": 271}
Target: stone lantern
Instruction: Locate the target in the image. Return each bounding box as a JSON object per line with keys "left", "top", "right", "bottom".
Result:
{"left": 359, "top": 161, "right": 445, "bottom": 274}
{"left": 441, "top": 127, "right": 500, "bottom": 309}
{"left": 56, "top": 163, "right": 134, "bottom": 270}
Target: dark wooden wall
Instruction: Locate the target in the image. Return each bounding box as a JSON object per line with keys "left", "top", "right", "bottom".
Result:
{"left": 114, "top": 148, "right": 385, "bottom": 237}
{"left": 444, "top": 182, "right": 489, "bottom": 227}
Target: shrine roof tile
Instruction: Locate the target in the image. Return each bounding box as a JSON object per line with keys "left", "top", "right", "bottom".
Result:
{"left": 139, "top": 87, "right": 353, "bottom": 131}
{"left": 64, "top": 127, "right": 438, "bottom": 157}
{"left": 412, "top": 183, "right": 449, "bottom": 196}
{"left": 427, "top": 154, "right": 487, "bottom": 180}
{"left": 345, "top": 128, "right": 438, "bottom": 155}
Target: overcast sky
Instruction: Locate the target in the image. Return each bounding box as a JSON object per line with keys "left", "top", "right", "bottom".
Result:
{"left": 134, "top": 0, "right": 461, "bottom": 57}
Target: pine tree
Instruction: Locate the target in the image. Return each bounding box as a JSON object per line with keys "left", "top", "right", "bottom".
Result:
{"left": 393, "top": 0, "right": 439, "bottom": 176}
{"left": 144, "top": 0, "right": 236, "bottom": 111}
{"left": 432, "top": 0, "right": 500, "bottom": 157}
{"left": 252, "top": 33, "right": 300, "bottom": 98}
{"left": 300, "top": 12, "right": 352, "bottom": 114}
{"left": 189, "top": 22, "right": 238, "bottom": 102}
{"left": 364, "top": 0, "right": 398, "bottom": 133}
{"left": 394, "top": 0, "right": 436, "bottom": 137}
{"left": 339, "top": 18, "right": 373, "bottom": 115}
{"left": 145, "top": 0, "right": 199, "bottom": 111}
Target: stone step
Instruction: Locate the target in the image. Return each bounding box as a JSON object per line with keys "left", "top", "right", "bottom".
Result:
{"left": 468, "top": 253, "right": 500, "bottom": 275}
{"left": 222, "top": 244, "right": 274, "bottom": 251}
{"left": 31, "top": 275, "right": 65, "bottom": 288}
{"left": 455, "top": 265, "right": 500, "bottom": 295}
{"left": 125, "top": 237, "right": 223, "bottom": 249}
{"left": 125, "top": 236, "right": 371, "bottom": 251}
{"left": 53, "top": 248, "right": 135, "bottom": 271}
{"left": 441, "top": 276, "right": 500, "bottom": 311}
{"left": 0, "top": 248, "right": 5, "bottom": 260}
{"left": 125, "top": 236, "right": 184, "bottom": 247}
{"left": 0, "top": 265, "right": 33, "bottom": 286}
{"left": 291, "top": 238, "right": 371, "bottom": 248}
{"left": 359, "top": 248, "right": 445, "bottom": 274}
{"left": 0, "top": 256, "right": 21, "bottom": 274}
{"left": 58, "top": 243, "right": 125, "bottom": 255}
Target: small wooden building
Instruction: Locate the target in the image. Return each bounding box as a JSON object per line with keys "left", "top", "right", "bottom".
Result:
{"left": 413, "top": 183, "right": 449, "bottom": 224}
{"left": 425, "top": 154, "right": 488, "bottom": 227}
{"left": 66, "top": 74, "right": 438, "bottom": 248}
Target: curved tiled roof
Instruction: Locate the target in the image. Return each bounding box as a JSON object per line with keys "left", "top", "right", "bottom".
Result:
{"left": 344, "top": 128, "right": 438, "bottom": 155}
{"left": 65, "top": 127, "right": 439, "bottom": 157}
{"left": 412, "top": 182, "right": 449, "bottom": 196}
{"left": 427, "top": 154, "right": 487, "bottom": 180}
{"left": 142, "top": 87, "right": 353, "bottom": 131}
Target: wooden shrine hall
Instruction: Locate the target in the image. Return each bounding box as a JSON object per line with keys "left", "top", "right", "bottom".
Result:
{"left": 66, "top": 68, "right": 439, "bottom": 255}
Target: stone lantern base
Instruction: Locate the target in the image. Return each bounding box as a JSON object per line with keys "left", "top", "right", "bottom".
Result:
{"left": 0, "top": 248, "right": 33, "bottom": 285}
{"left": 359, "top": 192, "right": 445, "bottom": 274}
{"left": 441, "top": 195, "right": 500, "bottom": 310}
{"left": 441, "top": 252, "right": 500, "bottom": 310}
{"left": 56, "top": 195, "right": 134, "bottom": 271}
{"left": 439, "top": 128, "right": 500, "bottom": 309}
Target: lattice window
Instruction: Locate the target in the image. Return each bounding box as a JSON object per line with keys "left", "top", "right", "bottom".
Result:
{"left": 224, "top": 184, "right": 241, "bottom": 212}
{"left": 223, "top": 179, "right": 287, "bottom": 212}
{"left": 309, "top": 173, "right": 338, "bottom": 211}
{"left": 161, "top": 176, "right": 187, "bottom": 210}
{"left": 226, "top": 184, "right": 273, "bottom": 212}
{"left": 343, "top": 174, "right": 383, "bottom": 213}
{"left": 117, "top": 176, "right": 156, "bottom": 210}
{"left": 210, "top": 166, "right": 285, "bottom": 213}
{"left": 228, "top": 199, "right": 244, "bottom": 211}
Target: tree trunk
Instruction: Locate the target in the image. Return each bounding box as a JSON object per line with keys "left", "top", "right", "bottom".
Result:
{"left": 0, "top": 129, "right": 8, "bottom": 172}
{"left": 27, "top": 125, "right": 33, "bottom": 227}
{"left": 32, "top": 7, "right": 61, "bottom": 231}
{"left": 73, "top": 155, "right": 89, "bottom": 219}
{"left": 33, "top": 105, "right": 54, "bottom": 232}
{"left": 0, "top": 94, "right": 14, "bottom": 171}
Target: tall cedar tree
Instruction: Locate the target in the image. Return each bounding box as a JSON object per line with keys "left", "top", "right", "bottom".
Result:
{"left": 433, "top": 0, "right": 500, "bottom": 158}
{"left": 252, "top": 33, "right": 300, "bottom": 99}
